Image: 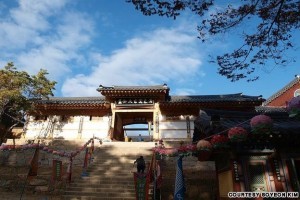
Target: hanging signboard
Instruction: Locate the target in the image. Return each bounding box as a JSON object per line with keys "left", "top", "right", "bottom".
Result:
{"left": 52, "top": 159, "right": 62, "bottom": 181}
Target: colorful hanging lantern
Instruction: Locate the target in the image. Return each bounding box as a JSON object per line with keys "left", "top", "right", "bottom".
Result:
{"left": 287, "top": 96, "right": 300, "bottom": 119}
{"left": 154, "top": 147, "right": 178, "bottom": 157}
{"left": 196, "top": 140, "right": 212, "bottom": 161}
{"left": 228, "top": 127, "right": 248, "bottom": 142}
{"left": 196, "top": 140, "right": 212, "bottom": 151}
{"left": 250, "top": 114, "right": 273, "bottom": 134}
{"left": 0, "top": 145, "right": 9, "bottom": 150}
{"left": 210, "top": 135, "right": 229, "bottom": 149}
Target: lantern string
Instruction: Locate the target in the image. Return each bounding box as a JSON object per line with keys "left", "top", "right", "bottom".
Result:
{"left": 201, "top": 118, "right": 252, "bottom": 141}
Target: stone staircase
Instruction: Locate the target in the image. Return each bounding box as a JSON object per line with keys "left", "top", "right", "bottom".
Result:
{"left": 63, "top": 142, "right": 155, "bottom": 200}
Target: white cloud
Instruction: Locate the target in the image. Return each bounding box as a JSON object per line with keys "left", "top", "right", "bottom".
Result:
{"left": 0, "top": 0, "right": 68, "bottom": 49}
{"left": 17, "top": 11, "right": 94, "bottom": 78}
{"left": 62, "top": 27, "right": 204, "bottom": 97}
{"left": 0, "top": 0, "right": 94, "bottom": 80}
{"left": 0, "top": 1, "right": 205, "bottom": 97}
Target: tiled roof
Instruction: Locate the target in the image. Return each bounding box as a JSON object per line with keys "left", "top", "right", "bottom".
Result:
{"left": 263, "top": 75, "right": 300, "bottom": 106}
{"left": 255, "top": 106, "right": 287, "bottom": 114}
{"left": 168, "top": 93, "right": 263, "bottom": 103}
{"left": 201, "top": 109, "right": 300, "bottom": 133}
{"left": 35, "top": 93, "right": 264, "bottom": 105}
{"left": 36, "top": 97, "right": 106, "bottom": 105}
{"left": 221, "top": 117, "right": 300, "bottom": 133}
{"left": 97, "top": 84, "right": 169, "bottom": 91}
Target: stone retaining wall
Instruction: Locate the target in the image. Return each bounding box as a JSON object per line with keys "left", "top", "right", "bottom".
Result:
{"left": 0, "top": 139, "right": 97, "bottom": 198}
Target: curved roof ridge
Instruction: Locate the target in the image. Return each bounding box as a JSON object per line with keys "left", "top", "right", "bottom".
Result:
{"left": 98, "top": 84, "right": 169, "bottom": 91}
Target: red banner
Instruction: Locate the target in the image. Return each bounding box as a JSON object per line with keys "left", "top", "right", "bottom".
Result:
{"left": 133, "top": 172, "right": 150, "bottom": 200}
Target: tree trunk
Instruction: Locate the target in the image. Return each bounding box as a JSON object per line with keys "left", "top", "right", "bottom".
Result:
{"left": 0, "top": 123, "right": 18, "bottom": 145}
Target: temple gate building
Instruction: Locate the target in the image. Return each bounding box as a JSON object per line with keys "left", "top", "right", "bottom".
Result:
{"left": 24, "top": 84, "right": 264, "bottom": 141}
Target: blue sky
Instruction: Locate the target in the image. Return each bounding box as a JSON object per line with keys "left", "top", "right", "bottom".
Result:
{"left": 0, "top": 0, "right": 299, "bottom": 99}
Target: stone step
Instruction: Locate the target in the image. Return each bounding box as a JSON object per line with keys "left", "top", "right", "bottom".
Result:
{"left": 72, "top": 181, "right": 135, "bottom": 185}
{"left": 76, "top": 175, "right": 135, "bottom": 181}
{"left": 66, "top": 187, "right": 135, "bottom": 193}
{"left": 64, "top": 144, "right": 154, "bottom": 199}
{"left": 64, "top": 191, "right": 136, "bottom": 197}
{"left": 92, "top": 157, "right": 151, "bottom": 160}
{"left": 63, "top": 195, "right": 136, "bottom": 200}
{"left": 68, "top": 184, "right": 134, "bottom": 189}
{"left": 84, "top": 172, "right": 136, "bottom": 177}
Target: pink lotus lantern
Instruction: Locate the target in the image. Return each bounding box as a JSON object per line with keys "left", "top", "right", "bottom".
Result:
{"left": 250, "top": 114, "right": 273, "bottom": 134}
{"left": 196, "top": 140, "right": 213, "bottom": 151}
{"left": 210, "top": 135, "right": 229, "bottom": 149}
{"left": 0, "top": 145, "right": 8, "bottom": 150}
{"left": 228, "top": 127, "right": 248, "bottom": 142}
{"left": 287, "top": 96, "right": 300, "bottom": 119}
{"left": 157, "top": 148, "right": 178, "bottom": 157}
{"left": 43, "top": 147, "right": 48, "bottom": 151}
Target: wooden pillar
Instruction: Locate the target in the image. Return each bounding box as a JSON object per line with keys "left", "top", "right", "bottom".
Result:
{"left": 148, "top": 121, "right": 152, "bottom": 141}
{"left": 186, "top": 116, "right": 191, "bottom": 139}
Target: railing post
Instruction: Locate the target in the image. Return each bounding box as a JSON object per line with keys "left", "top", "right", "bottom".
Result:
{"left": 67, "top": 157, "right": 73, "bottom": 183}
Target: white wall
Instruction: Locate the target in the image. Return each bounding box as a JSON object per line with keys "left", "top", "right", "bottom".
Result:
{"left": 25, "top": 115, "right": 110, "bottom": 140}
{"left": 80, "top": 116, "right": 110, "bottom": 139}
{"left": 159, "top": 119, "right": 194, "bottom": 139}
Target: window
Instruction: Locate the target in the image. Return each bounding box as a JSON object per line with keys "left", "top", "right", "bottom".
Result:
{"left": 294, "top": 89, "right": 300, "bottom": 97}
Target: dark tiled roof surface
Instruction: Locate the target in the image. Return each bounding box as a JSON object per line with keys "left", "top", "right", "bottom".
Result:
{"left": 200, "top": 109, "right": 299, "bottom": 133}
{"left": 36, "top": 97, "right": 106, "bottom": 105}
{"left": 221, "top": 117, "right": 300, "bottom": 133}
{"left": 168, "top": 93, "right": 263, "bottom": 103}
{"left": 255, "top": 106, "right": 287, "bottom": 113}
{"left": 98, "top": 84, "right": 169, "bottom": 91}
{"left": 263, "top": 76, "right": 300, "bottom": 105}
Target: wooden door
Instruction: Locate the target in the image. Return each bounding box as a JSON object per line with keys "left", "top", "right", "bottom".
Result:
{"left": 242, "top": 156, "right": 271, "bottom": 192}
